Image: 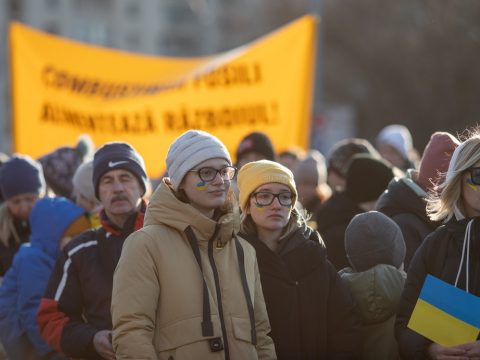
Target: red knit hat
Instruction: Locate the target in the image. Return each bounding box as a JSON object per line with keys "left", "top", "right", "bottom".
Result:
{"left": 417, "top": 132, "right": 460, "bottom": 192}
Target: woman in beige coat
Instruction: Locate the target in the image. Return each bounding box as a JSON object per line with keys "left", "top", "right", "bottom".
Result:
{"left": 112, "top": 130, "right": 276, "bottom": 360}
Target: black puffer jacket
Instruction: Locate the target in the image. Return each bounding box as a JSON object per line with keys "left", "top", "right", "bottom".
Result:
{"left": 316, "top": 192, "right": 363, "bottom": 270}
{"left": 395, "top": 218, "right": 480, "bottom": 359}
{"left": 243, "top": 224, "right": 362, "bottom": 359}
{"left": 376, "top": 177, "right": 439, "bottom": 269}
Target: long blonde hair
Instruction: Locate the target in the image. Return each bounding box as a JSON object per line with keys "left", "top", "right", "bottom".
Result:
{"left": 0, "top": 203, "right": 20, "bottom": 247}
{"left": 427, "top": 129, "right": 480, "bottom": 222}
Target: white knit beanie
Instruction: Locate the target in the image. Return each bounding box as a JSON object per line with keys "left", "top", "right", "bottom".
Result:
{"left": 166, "top": 130, "right": 232, "bottom": 190}
{"left": 376, "top": 124, "right": 413, "bottom": 160}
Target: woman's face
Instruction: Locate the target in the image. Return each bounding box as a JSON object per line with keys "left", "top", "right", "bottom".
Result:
{"left": 6, "top": 192, "right": 40, "bottom": 221}
{"left": 180, "top": 158, "right": 232, "bottom": 217}
{"left": 462, "top": 161, "right": 480, "bottom": 218}
{"left": 378, "top": 143, "right": 406, "bottom": 169}
{"left": 247, "top": 182, "right": 293, "bottom": 234}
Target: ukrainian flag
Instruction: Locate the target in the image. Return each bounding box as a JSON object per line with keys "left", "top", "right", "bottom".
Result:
{"left": 408, "top": 275, "right": 480, "bottom": 346}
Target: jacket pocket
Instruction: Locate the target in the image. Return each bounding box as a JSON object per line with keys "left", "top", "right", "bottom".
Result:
{"left": 231, "top": 316, "right": 253, "bottom": 344}
{"left": 156, "top": 315, "right": 220, "bottom": 351}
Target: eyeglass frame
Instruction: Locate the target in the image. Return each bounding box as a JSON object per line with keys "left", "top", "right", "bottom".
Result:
{"left": 251, "top": 191, "right": 294, "bottom": 207}
{"left": 188, "top": 166, "right": 237, "bottom": 182}
{"left": 466, "top": 166, "right": 480, "bottom": 185}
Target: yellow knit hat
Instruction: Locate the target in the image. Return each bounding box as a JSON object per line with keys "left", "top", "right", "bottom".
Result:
{"left": 237, "top": 160, "right": 297, "bottom": 211}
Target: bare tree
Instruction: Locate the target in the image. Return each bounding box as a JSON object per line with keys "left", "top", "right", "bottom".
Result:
{"left": 322, "top": 0, "right": 480, "bottom": 149}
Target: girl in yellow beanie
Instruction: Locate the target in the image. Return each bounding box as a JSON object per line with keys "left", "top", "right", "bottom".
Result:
{"left": 238, "top": 160, "right": 362, "bottom": 359}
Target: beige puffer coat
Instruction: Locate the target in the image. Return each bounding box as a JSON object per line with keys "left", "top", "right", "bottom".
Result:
{"left": 112, "top": 179, "right": 276, "bottom": 360}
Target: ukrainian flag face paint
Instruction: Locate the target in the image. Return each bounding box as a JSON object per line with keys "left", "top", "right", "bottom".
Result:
{"left": 181, "top": 158, "right": 230, "bottom": 215}
{"left": 467, "top": 178, "right": 478, "bottom": 192}
{"left": 254, "top": 203, "right": 265, "bottom": 212}
{"left": 196, "top": 181, "right": 207, "bottom": 191}
{"left": 248, "top": 183, "right": 292, "bottom": 234}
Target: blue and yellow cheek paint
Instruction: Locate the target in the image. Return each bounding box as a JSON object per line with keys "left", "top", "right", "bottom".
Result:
{"left": 254, "top": 203, "right": 265, "bottom": 212}
{"left": 467, "top": 178, "right": 478, "bottom": 192}
{"left": 196, "top": 181, "right": 207, "bottom": 191}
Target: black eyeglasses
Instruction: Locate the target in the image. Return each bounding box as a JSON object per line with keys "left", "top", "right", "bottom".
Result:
{"left": 189, "top": 166, "right": 237, "bottom": 182}
{"left": 251, "top": 191, "right": 294, "bottom": 207}
{"left": 467, "top": 167, "right": 480, "bottom": 185}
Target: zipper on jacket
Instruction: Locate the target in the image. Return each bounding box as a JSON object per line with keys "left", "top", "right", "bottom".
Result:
{"left": 208, "top": 230, "right": 230, "bottom": 360}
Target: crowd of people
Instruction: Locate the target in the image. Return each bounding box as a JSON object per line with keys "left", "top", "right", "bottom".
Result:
{"left": 0, "top": 123, "right": 478, "bottom": 360}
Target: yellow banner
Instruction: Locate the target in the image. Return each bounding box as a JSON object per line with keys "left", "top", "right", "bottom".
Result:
{"left": 10, "top": 16, "right": 316, "bottom": 177}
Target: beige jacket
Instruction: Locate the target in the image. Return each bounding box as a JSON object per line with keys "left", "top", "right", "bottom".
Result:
{"left": 112, "top": 179, "right": 276, "bottom": 360}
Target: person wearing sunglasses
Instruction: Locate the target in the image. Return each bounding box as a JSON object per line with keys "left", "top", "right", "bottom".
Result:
{"left": 396, "top": 129, "right": 480, "bottom": 359}
{"left": 237, "top": 160, "right": 362, "bottom": 359}
{"left": 111, "top": 130, "right": 276, "bottom": 360}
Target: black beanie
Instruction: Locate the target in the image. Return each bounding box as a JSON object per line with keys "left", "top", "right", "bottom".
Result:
{"left": 93, "top": 142, "right": 147, "bottom": 199}
{"left": 345, "top": 211, "right": 406, "bottom": 271}
{"left": 327, "top": 138, "right": 380, "bottom": 177}
{"left": 0, "top": 155, "right": 46, "bottom": 200}
{"left": 345, "top": 154, "right": 394, "bottom": 204}
{"left": 236, "top": 132, "right": 275, "bottom": 165}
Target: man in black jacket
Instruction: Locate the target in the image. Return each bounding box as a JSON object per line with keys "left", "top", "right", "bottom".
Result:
{"left": 37, "top": 142, "right": 148, "bottom": 360}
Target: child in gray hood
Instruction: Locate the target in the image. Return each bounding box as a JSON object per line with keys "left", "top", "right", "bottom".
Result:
{"left": 339, "top": 211, "right": 406, "bottom": 360}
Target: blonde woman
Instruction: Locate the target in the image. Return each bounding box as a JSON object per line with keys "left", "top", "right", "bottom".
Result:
{"left": 396, "top": 129, "right": 480, "bottom": 359}
{"left": 112, "top": 130, "right": 275, "bottom": 360}
{"left": 0, "top": 155, "right": 45, "bottom": 277}
{"left": 237, "top": 160, "right": 361, "bottom": 359}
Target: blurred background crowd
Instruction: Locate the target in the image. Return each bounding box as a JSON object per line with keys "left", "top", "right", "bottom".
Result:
{"left": 1, "top": 0, "right": 479, "bottom": 155}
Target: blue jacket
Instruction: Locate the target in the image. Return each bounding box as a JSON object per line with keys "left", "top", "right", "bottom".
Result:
{"left": 0, "top": 197, "right": 86, "bottom": 359}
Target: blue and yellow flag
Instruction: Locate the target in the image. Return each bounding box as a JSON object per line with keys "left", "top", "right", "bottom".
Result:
{"left": 408, "top": 274, "right": 480, "bottom": 346}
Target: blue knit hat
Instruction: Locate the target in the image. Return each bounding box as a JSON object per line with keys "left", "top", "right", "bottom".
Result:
{"left": 93, "top": 142, "right": 147, "bottom": 199}
{"left": 0, "top": 155, "right": 46, "bottom": 200}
